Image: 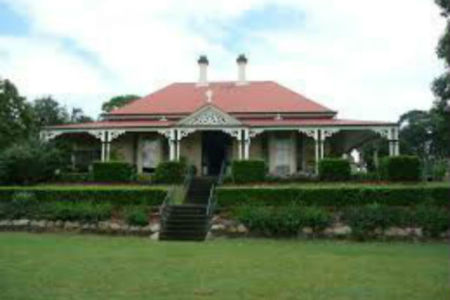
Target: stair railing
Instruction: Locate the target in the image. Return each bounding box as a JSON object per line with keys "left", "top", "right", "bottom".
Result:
{"left": 206, "top": 160, "right": 226, "bottom": 217}
{"left": 159, "top": 166, "right": 195, "bottom": 217}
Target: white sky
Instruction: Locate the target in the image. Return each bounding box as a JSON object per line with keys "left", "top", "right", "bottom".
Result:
{"left": 0, "top": 0, "right": 446, "bottom": 121}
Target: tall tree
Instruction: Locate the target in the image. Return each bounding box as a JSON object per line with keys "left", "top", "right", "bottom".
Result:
{"left": 32, "top": 96, "right": 70, "bottom": 127}
{"left": 432, "top": 0, "right": 450, "bottom": 157}
{"left": 0, "top": 79, "right": 34, "bottom": 150}
{"left": 101, "top": 94, "right": 140, "bottom": 113}
{"left": 70, "top": 108, "right": 93, "bottom": 123}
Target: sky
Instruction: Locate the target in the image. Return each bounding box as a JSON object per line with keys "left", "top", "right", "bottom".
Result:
{"left": 0, "top": 0, "right": 446, "bottom": 122}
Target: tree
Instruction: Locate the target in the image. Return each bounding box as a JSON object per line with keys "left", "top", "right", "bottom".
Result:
{"left": 70, "top": 107, "right": 93, "bottom": 123}
{"left": 0, "top": 79, "right": 34, "bottom": 151}
{"left": 432, "top": 0, "right": 450, "bottom": 158}
{"left": 32, "top": 96, "right": 70, "bottom": 128}
{"left": 101, "top": 95, "right": 140, "bottom": 113}
{"left": 398, "top": 110, "right": 433, "bottom": 157}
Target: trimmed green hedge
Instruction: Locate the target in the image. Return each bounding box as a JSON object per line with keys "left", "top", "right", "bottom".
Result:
{"left": 217, "top": 185, "right": 450, "bottom": 208}
{"left": 231, "top": 160, "right": 266, "bottom": 183}
{"left": 92, "top": 162, "right": 135, "bottom": 182}
{"left": 0, "top": 186, "right": 166, "bottom": 206}
{"left": 319, "top": 158, "right": 351, "bottom": 181}
{"left": 380, "top": 156, "right": 421, "bottom": 182}
{"left": 152, "top": 161, "right": 186, "bottom": 184}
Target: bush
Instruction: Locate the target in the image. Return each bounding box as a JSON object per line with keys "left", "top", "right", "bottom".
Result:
{"left": 56, "top": 172, "right": 90, "bottom": 183}
{"left": 235, "top": 205, "right": 331, "bottom": 237}
{"left": 125, "top": 207, "right": 149, "bottom": 226}
{"left": 380, "top": 156, "right": 421, "bottom": 182}
{"left": 0, "top": 139, "right": 64, "bottom": 185}
{"left": 231, "top": 160, "right": 266, "bottom": 183}
{"left": 6, "top": 192, "right": 38, "bottom": 219}
{"left": 343, "top": 204, "right": 395, "bottom": 239}
{"left": 217, "top": 185, "right": 450, "bottom": 208}
{"left": 39, "top": 202, "right": 112, "bottom": 222}
{"left": 152, "top": 161, "right": 186, "bottom": 184}
{"left": 414, "top": 205, "right": 450, "bottom": 237}
{"left": 92, "top": 161, "right": 135, "bottom": 182}
{"left": 0, "top": 186, "right": 167, "bottom": 206}
{"left": 318, "top": 158, "right": 351, "bottom": 181}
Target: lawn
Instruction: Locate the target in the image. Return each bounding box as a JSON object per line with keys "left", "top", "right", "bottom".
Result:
{"left": 0, "top": 233, "right": 448, "bottom": 300}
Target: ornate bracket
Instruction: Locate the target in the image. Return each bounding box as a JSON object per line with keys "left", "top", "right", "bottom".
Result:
{"left": 88, "top": 130, "right": 106, "bottom": 142}
{"left": 321, "top": 128, "right": 340, "bottom": 140}
{"left": 157, "top": 129, "right": 175, "bottom": 141}
{"left": 177, "top": 128, "right": 196, "bottom": 141}
{"left": 248, "top": 129, "right": 264, "bottom": 138}
{"left": 372, "top": 128, "right": 390, "bottom": 139}
{"left": 108, "top": 130, "right": 126, "bottom": 142}
{"left": 299, "top": 129, "right": 319, "bottom": 140}
{"left": 221, "top": 128, "right": 242, "bottom": 140}
{"left": 40, "top": 130, "right": 65, "bottom": 142}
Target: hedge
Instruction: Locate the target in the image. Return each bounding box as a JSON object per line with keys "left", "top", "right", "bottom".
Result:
{"left": 0, "top": 186, "right": 167, "bottom": 206}
{"left": 318, "top": 158, "right": 351, "bottom": 181}
{"left": 231, "top": 160, "right": 266, "bottom": 183}
{"left": 92, "top": 161, "right": 135, "bottom": 182}
{"left": 217, "top": 185, "right": 450, "bottom": 208}
{"left": 380, "top": 156, "right": 421, "bottom": 182}
{"left": 152, "top": 161, "right": 186, "bottom": 184}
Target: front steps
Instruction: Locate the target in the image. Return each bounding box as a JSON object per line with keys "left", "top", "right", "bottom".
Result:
{"left": 159, "top": 177, "right": 216, "bottom": 241}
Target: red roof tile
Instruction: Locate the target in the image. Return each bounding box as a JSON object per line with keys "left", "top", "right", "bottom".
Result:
{"left": 49, "top": 120, "right": 173, "bottom": 129}
{"left": 109, "top": 81, "right": 334, "bottom": 115}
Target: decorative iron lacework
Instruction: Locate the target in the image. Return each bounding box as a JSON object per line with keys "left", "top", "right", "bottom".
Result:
{"left": 191, "top": 110, "right": 227, "bottom": 125}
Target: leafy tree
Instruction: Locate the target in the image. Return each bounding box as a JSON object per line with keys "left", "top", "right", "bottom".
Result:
{"left": 101, "top": 95, "right": 140, "bottom": 113}
{"left": 70, "top": 107, "right": 93, "bottom": 123}
{"left": 32, "top": 96, "right": 70, "bottom": 127}
{"left": 0, "top": 79, "right": 34, "bottom": 151}
{"left": 0, "top": 138, "right": 65, "bottom": 185}
{"left": 432, "top": 0, "right": 450, "bottom": 158}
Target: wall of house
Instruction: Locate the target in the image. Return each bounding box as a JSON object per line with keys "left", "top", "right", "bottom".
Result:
{"left": 268, "top": 131, "right": 297, "bottom": 175}
{"left": 249, "top": 135, "right": 264, "bottom": 160}
{"left": 110, "top": 133, "right": 135, "bottom": 164}
{"left": 180, "top": 131, "right": 202, "bottom": 175}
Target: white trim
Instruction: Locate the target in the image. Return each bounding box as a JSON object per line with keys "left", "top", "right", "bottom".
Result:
{"left": 177, "top": 105, "right": 241, "bottom": 126}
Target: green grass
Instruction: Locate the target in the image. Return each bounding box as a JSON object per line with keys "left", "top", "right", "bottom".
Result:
{"left": 0, "top": 233, "right": 448, "bottom": 300}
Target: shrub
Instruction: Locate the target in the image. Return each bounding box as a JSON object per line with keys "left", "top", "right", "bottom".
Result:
{"left": 380, "top": 156, "right": 421, "bottom": 182}
{"left": 56, "top": 172, "right": 90, "bottom": 183}
{"left": 0, "top": 186, "right": 167, "bottom": 206}
{"left": 231, "top": 160, "right": 266, "bottom": 183}
{"left": 318, "top": 158, "right": 351, "bottom": 181}
{"left": 39, "top": 202, "right": 112, "bottom": 222}
{"left": 152, "top": 161, "right": 186, "bottom": 184}
{"left": 125, "top": 207, "right": 149, "bottom": 226}
{"left": 7, "top": 191, "right": 38, "bottom": 219}
{"left": 0, "top": 139, "right": 64, "bottom": 185}
{"left": 414, "top": 205, "right": 450, "bottom": 237}
{"left": 235, "top": 205, "right": 331, "bottom": 237}
{"left": 343, "top": 204, "right": 393, "bottom": 239}
{"left": 92, "top": 161, "right": 135, "bottom": 182}
{"left": 217, "top": 185, "right": 449, "bottom": 208}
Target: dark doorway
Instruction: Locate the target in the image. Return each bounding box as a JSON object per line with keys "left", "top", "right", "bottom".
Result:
{"left": 202, "top": 131, "right": 230, "bottom": 176}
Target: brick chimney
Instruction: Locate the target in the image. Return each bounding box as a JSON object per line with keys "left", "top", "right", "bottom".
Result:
{"left": 236, "top": 54, "right": 248, "bottom": 85}
{"left": 197, "top": 55, "right": 209, "bottom": 86}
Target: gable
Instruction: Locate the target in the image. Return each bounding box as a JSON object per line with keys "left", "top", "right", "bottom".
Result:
{"left": 177, "top": 105, "right": 241, "bottom": 126}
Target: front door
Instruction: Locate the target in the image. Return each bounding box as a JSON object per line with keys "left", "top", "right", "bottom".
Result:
{"left": 202, "top": 131, "right": 229, "bottom": 176}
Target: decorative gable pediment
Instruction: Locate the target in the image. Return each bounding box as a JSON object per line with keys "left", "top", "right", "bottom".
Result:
{"left": 177, "top": 105, "right": 241, "bottom": 126}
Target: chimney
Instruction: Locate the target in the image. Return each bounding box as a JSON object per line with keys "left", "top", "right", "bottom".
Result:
{"left": 236, "top": 54, "right": 248, "bottom": 85}
{"left": 197, "top": 55, "right": 209, "bottom": 86}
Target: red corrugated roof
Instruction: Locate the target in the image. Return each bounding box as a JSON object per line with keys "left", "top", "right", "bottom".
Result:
{"left": 243, "top": 118, "right": 394, "bottom": 127}
{"left": 109, "top": 81, "right": 334, "bottom": 115}
{"left": 50, "top": 120, "right": 173, "bottom": 129}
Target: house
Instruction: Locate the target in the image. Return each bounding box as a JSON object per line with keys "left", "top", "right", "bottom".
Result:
{"left": 42, "top": 55, "right": 399, "bottom": 176}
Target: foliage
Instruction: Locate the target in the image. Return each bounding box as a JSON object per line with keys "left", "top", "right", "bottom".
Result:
{"left": 0, "top": 79, "right": 34, "bottom": 151}
{"left": 31, "top": 96, "right": 70, "bottom": 128}
{"left": 0, "top": 186, "right": 167, "bottom": 206}
{"left": 318, "top": 158, "right": 351, "bottom": 181}
{"left": 92, "top": 161, "right": 135, "bottom": 182}
{"left": 414, "top": 205, "right": 450, "bottom": 237}
{"left": 39, "top": 202, "right": 112, "bottom": 222}
{"left": 101, "top": 95, "right": 140, "bottom": 113}
{"left": 5, "top": 192, "right": 39, "bottom": 219}
{"left": 152, "top": 161, "right": 186, "bottom": 184}
{"left": 55, "top": 172, "right": 91, "bottom": 183}
{"left": 125, "top": 207, "right": 149, "bottom": 226}
{"left": 0, "top": 139, "right": 65, "bottom": 185}
{"left": 216, "top": 184, "right": 449, "bottom": 208}
{"left": 235, "top": 205, "right": 331, "bottom": 236}
{"left": 231, "top": 160, "right": 266, "bottom": 183}
{"left": 380, "top": 156, "right": 421, "bottom": 182}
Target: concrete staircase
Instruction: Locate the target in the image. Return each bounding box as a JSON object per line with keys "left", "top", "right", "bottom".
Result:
{"left": 159, "top": 177, "right": 215, "bottom": 241}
